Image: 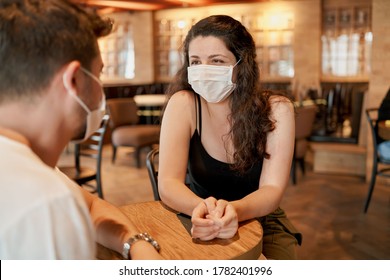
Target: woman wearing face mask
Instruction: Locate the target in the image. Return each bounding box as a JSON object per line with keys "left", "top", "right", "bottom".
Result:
{"left": 158, "top": 15, "right": 302, "bottom": 260}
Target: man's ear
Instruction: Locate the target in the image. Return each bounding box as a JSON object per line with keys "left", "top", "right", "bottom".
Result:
{"left": 62, "top": 61, "right": 81, "bottom": 95}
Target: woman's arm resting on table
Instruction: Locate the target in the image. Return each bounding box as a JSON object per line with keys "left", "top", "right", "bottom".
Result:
{"left": 231, "top": 97, "right": 295, "bottom": 221}
{"left": 158, "top": 91, "right": 205, "bottom": 216}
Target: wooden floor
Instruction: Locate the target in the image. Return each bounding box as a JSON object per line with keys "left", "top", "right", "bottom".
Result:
{"left": 58, "top": 145, "right": 390, "bottom": 260}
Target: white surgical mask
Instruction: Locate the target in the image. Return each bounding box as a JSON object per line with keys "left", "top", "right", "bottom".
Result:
{"left": 187, "top": 59, "right": 240, "bottom": 103}
{"left": 65, "top": 67, "right": 106, "bottom": 143}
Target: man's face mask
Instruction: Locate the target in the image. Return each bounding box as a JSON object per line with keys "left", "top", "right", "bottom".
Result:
{"left": 187, "top": 59, "right": 240, "bottom": 103}
{"left": 64, "top": 67, "right": 106, "bottom": 143}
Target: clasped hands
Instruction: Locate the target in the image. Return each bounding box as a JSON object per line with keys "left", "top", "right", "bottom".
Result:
{"left": 191, "top": 197, "right": 238, "bottom": 241}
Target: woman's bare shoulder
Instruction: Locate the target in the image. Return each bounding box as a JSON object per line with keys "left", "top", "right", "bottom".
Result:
{"left": 167, "top": 90, "right": 195, "bottom": 106}
{"left": 268, "top": 94, "right": 292, "bottom": 104}
{"left": 162, "top": 90, "right": 197, "bottom": 138}
{"left": 164, "top": 90, "right": 196, "bottom": 127}
{"left": 269, "top": 95, "right": 294, "bottom": 115}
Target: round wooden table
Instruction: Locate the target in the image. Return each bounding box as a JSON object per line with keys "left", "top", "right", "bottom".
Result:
{"left": 133, "top": 94, "right": 165, "bottom": 124}
{"left": 97, "top": 201, "right": 263, "bottom": 260}
{"left": 133, "top": 94, "right": 166, "bottom": 107}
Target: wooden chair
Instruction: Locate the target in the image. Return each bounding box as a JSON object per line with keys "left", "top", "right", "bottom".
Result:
{"left": 364, "top": 108, "right": 390, "bottom": 213}
{"left": 106, "top": 98, "right": 160, "bottom": 168}
{"left": 146, "top": 147, "right": 160, "bottom": 200}
{"left": 59, "top": 115, "right": 109, "bottom": 198}
{"left": 146, "top": 147, "right": 191, "bottom": 201}
{"left": 291, "top": 105, "right": 317, "bottom": 185}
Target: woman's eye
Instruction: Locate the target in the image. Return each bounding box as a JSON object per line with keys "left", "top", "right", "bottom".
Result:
{"left": 211, "top": 59, "right": 225, "bottom": 64}
{"left": 190, "top": 61, "right": 201, "bottom": 65}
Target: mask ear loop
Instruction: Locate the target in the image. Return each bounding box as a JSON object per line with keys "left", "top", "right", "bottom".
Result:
{"left": 233, "top": 58, "right": 241, "bottom": 68}
{"left": 63, "top": 72, "right": 91, "bottom": 114}
{"left": 80, "top": 67, "right": 106, "bottom": 110}
{"left": 229, "top": 58, "right": 241, "bottom": 87}
{"left": 81, "top": 67, "right": 103, "bottom": 87}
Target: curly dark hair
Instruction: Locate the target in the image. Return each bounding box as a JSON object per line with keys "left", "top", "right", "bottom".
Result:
{"left": 0, "top": 0, "right": 112, "bottom": 102}
{"left": 165, "top": 15, "right": 291, "bottom": 173}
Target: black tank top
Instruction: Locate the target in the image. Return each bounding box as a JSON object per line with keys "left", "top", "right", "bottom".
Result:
{"left": 187, "top": 94, "right": 262, "bottom": 201}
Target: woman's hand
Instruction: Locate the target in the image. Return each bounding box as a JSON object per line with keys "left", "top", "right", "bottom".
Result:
{"left": 191, "top": 197, "right": 220, "bottom": 241}
{"left": 207, "top": 200, "right": 238, "bottom": 239}
{"left": 191, "top": 198, "right": 238, "bottom": 240}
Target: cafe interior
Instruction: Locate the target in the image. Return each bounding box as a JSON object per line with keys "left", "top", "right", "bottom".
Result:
{"left": 60, "top": 0, "right": 390, "bottom": 259}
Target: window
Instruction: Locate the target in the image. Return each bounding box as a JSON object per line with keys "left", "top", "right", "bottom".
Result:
{"left": 98, "top": 14, "right": 135, "bottom": 80}
{"left": 322, "top": 6, "right": 372, "bottom": 78}
{"left": 243, "top": 12, "right": 295, "bottom": 79}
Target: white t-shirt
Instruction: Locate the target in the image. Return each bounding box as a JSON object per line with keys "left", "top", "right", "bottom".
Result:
{"left": 0, "top": 136, "right": 96, "bottom": 259}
